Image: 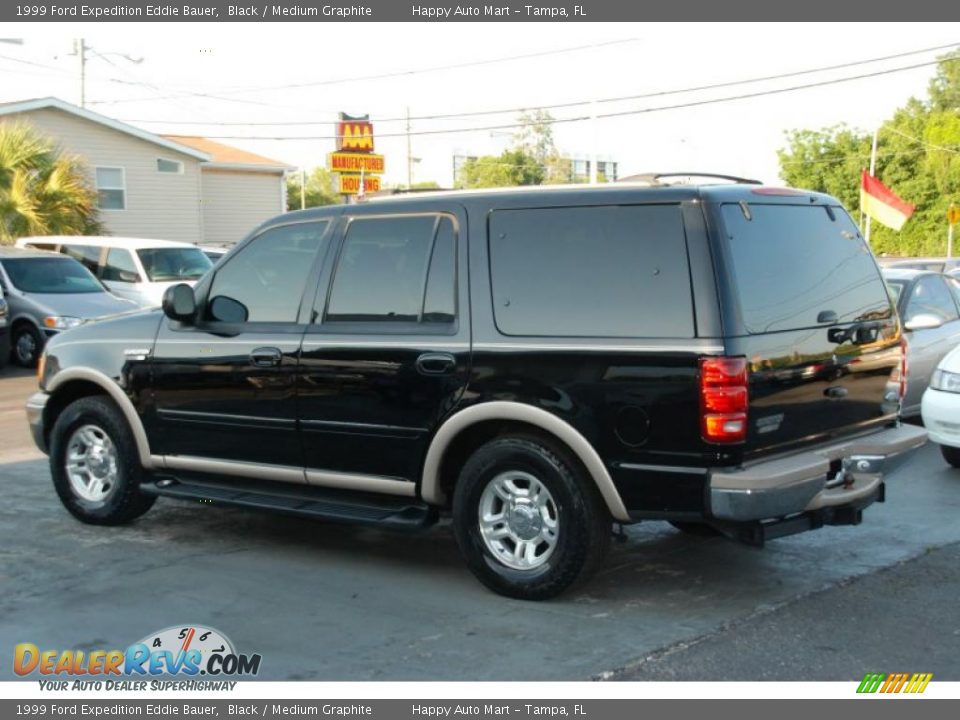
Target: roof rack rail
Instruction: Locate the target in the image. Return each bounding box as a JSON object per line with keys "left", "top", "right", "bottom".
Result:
{"left": 619, "top": 172, "right": 762, "bottom": 186}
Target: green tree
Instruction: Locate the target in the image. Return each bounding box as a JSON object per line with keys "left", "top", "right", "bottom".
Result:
{"left": 459, "top": 148, "right": 545, "bottom": 189}
{"left": 778, "top": 51, "right": 960, "bottom": 256}
{"left": 0, "top": 123, "right": 102, "bottom": 244}
{"left": 286, "top": 166, "right": 341, "bottom": 211}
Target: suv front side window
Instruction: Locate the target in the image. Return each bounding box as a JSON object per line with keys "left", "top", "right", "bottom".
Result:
{"left": 206, "top": 221, "right": 329, "bottom": 324}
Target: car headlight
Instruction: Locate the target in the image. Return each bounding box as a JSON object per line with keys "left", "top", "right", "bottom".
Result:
{"left": 42, "top": 316, "right": 84, "bottom": 330}
{"left": 931, "top": 368, "right": 960, "bottom": 393}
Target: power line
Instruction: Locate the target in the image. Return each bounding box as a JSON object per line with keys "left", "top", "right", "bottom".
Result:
{"left": 884, "top": 126, "right": 960, "bottom": 154}
{"left": 117, "top": 41, "right": 960, "bottom": 127}
{"left": 190, "top": 56, "right": 958, "bottom": 141}
{"left": 82, "top": 38, "right": 641, "bottom": 107}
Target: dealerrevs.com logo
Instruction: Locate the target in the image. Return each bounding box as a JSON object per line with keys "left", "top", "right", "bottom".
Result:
{"left": 14, "top": 625, "right": 261, "bottom": 682}
{"left": 856, "top": 672, "right": 933, "bottom": 694}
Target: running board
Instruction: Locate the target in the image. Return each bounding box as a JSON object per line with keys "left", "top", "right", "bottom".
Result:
{"left": 140, "top": 477, "right": 438, "bottom": 530}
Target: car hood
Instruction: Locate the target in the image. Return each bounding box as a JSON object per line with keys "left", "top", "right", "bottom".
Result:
{"left": 25, "top": 291, "right": 140, "bottom": 320}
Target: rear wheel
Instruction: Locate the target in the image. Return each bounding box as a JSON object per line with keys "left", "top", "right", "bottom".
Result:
{"left": 452, "top": 435, "right": 610, "bottom": 600}
{"left": 941, "top": 444, "right": 960, "bottom": 469}
{"left": 49, "top": 396, "right": 156, "bottom": 525}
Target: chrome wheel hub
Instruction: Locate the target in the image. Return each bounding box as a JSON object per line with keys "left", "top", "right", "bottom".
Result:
{"left": 16, "top": 332, "right": 36, "bottom": 363}
{"left": 478, "top": 471, "right": 559, "bottom": 571}
{"left": 65, "top": 424, "right": 118, "bottom": 503}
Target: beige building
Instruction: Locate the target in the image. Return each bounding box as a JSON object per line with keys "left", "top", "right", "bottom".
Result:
{"left": 0, "top": 97, "right": 290, "bottom": 246}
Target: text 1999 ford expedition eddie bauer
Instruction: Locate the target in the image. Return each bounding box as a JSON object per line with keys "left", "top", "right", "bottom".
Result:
{"left": 25, "top": 178, "right": 927, "bottom": 599}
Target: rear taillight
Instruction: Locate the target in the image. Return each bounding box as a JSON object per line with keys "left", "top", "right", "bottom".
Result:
{"left": 898, "top": 336, "right": 908, "bottom": 400}
{"left": 700, "top": 356, "right": 748, "bottom": 444}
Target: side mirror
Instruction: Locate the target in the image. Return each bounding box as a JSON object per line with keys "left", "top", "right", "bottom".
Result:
{"left": 209, "top": 295, "right": 248, "bottom": 324}
{"left": 118, "top": 270, "right": 142, "bottom": 283}
{"left": 905, "top": 313, "right": 943, "bottom": 331}
{"left": 162, "top": 283, "right": 197, "bottom": 323}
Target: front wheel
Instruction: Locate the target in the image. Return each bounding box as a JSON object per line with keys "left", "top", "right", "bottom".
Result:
{"left": 12, "top": 324, "right": 43, "bottom": 367}
{"left": 49, "top": 396, "right": 156, "bottom": 525}
{"left": 941, "top": 444, "right": 960, "bottom": 469}
{"left": 452, "top": 436, "right": 610, "bottom": 600}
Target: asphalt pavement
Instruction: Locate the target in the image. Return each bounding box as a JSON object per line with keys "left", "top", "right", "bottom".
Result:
{"left": 1, "top": 368, "right": 958, "bottom": 681}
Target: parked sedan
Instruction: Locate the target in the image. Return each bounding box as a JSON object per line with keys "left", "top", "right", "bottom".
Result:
{"left": 0, "top": 289, "right": 9, "bottom": 370}
{"left": 0, "top": 248, "right": 139, "bottom": 367}
{"left": 921, "top": 345, "right": 960, "bottom": 467}
{"left": 883, "top": 268, "right": 960, "bottom": 416}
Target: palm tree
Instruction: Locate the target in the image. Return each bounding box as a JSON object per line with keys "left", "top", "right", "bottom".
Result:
{"left": 0, "top": 123, "right": 102, "bottom": 244}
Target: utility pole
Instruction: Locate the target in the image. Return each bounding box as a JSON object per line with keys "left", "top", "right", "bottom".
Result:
{"left": 406, "top": 106, "right": 413, "bottom": 189}
{"left": 300, "top": 169, "right": 306, "bottom": 210}
{"left": 71, "top": 38, "right": 88, "bottom": 108}
{"left": 590, "top": 100, "right": 598, "bottom": 185}
{"left": 864, "top": 127, "right": 879, "bottom": 245}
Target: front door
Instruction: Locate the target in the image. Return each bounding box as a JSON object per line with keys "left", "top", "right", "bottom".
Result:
{"left": 149, "top": 219, "right": 333, "bottom": 472}
{"left": 297, "top": 208, "right": 471, "bottom": 494}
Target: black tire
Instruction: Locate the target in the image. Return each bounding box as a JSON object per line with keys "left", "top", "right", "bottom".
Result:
{"left": 669, "top": 520, "right": 721, "bottom": 537}
{"left": 941, "top": 444, "right": 960, "bottom": 469}
{"left": 12, "top": 323, "right": 43, "bottom": 367}
{"left": 49, "top": 396, "right": 156, "bottom": 525}
{"left": 452, "top": 435, "right": 611, "bottom": 600}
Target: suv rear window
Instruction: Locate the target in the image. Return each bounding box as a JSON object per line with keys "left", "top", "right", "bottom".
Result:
{"left": 721, "top": 204, "right": 892, "bottom": 334}
{"left": 488, "top": 205, "right": 693, "bottom": 338}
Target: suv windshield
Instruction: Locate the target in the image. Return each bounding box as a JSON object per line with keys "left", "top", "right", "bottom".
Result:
{"left": 136, "top": 247, "right": 212, "bottom": 282}
{"left": 2, "top": 257, "right": 104, "bottom": 294}
{"left": 721, "top": 203, "right": 893, "bottom": 334}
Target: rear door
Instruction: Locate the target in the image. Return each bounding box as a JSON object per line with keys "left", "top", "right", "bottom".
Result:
{"left": 297, "top": 207, "right": 470, "bottom": 491}
{"left": 716, "top": 200, "right": 900, "bottom": 459}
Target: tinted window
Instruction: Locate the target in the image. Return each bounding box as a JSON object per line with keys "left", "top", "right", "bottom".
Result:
{"left": 945, "top": 276, "right": 960, "bottom": 308}
{"left": 1, "top": 257, "right": 104, "bottom": 294}
{"left": 61, "top": 244, "right": 101, "bottom": 274}
{"left": 489, "top": 205, "right": 693, "bottom": 338}
{"left": 208, "top": 221, "right": 328, "bottom": 323}
{"left": 326, "top": 215, "right": 456, "bottom": 324}
{"left": 905, "top": 275, "right": 959, "bottom": 324}
{"left": 721, "top": 204, "right": 892, "bottom": 333}
{"left": 136, "top": 247, "right": 211, "bottom": 282}
{"left": 24, "top": 243, "right": 57, "bottom": 251}
{"left": 102, "top": 248, "right": 140, "bottom": 282}
{"left": 885, "top": 279, "right": 905, "bottom": 305}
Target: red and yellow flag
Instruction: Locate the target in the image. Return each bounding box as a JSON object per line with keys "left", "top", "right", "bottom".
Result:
{"left": 860, "top": 171, "right": 915, "bottom": 231}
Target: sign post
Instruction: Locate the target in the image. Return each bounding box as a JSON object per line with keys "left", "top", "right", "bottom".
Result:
{"left": 948, "top": 205, "right": 960, "bottom": 258}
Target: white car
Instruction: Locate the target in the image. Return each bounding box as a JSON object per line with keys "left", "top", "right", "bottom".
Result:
{"left": 15, "top": 236, "right": 212, "bottom": 308}
{"left": 920, "top": 344, "right": 960, "bottom": 467}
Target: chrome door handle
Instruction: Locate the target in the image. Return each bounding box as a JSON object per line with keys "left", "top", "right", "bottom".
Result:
{"left": 250, "top": 347, "right": 283, "bottom": 368}
{"left": 416, "top": 352, "right": 456, "bottom": 376}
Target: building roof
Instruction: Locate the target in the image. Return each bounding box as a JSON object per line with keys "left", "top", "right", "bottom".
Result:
{"left": 161, "top": 135, "right": 292, "bottom": 172}
{"left": 0, "top": 97, "right": 211, "bottom": 161}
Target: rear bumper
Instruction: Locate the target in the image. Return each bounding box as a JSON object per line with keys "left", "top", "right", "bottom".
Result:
{"left": 708, "top": 423, "right": 927, "bottom": 522}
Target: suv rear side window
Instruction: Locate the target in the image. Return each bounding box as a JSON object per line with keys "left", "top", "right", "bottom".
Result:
{"left": 325, "top": 214, "right": 456, "bottom": 324}
{"left": 721, "top": 204, "right": 892, "bottom": 334}
{"left": 488, "top": 205, "right": 693, "bottom": 338}
{"left": 61, "top": 244, "right": 102, "bottom": 275}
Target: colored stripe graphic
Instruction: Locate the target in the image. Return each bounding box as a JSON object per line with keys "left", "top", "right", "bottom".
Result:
{"left": 857, "top": 672, "right": 932, "bottom": 693}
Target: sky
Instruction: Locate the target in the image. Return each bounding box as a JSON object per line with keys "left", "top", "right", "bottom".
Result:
{"left": 0, "top": 22, "right": 958, "bottom": 188}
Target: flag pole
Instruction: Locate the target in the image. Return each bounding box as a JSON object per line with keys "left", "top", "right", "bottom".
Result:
{"left": 865, "top": 127, "right": 879, "bottom": 245}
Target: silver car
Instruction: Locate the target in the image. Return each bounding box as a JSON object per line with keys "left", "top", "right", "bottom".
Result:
{"left": 0, "top": 247, "right": 139, "bottom": 367}
{"left": 883, "top": 267, "right": 960, "bottom": 416}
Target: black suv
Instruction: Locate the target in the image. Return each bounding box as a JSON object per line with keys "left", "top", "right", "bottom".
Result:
{"left": 26, "top": 180, "right": 927, "bottom": 599}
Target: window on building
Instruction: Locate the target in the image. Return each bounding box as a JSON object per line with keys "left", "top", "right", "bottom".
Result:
{"left": 95, "top": 167, "right": 125, "bottom": 210}
{"left": 157, "top": 158, "right": 184, "bottom": 174}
